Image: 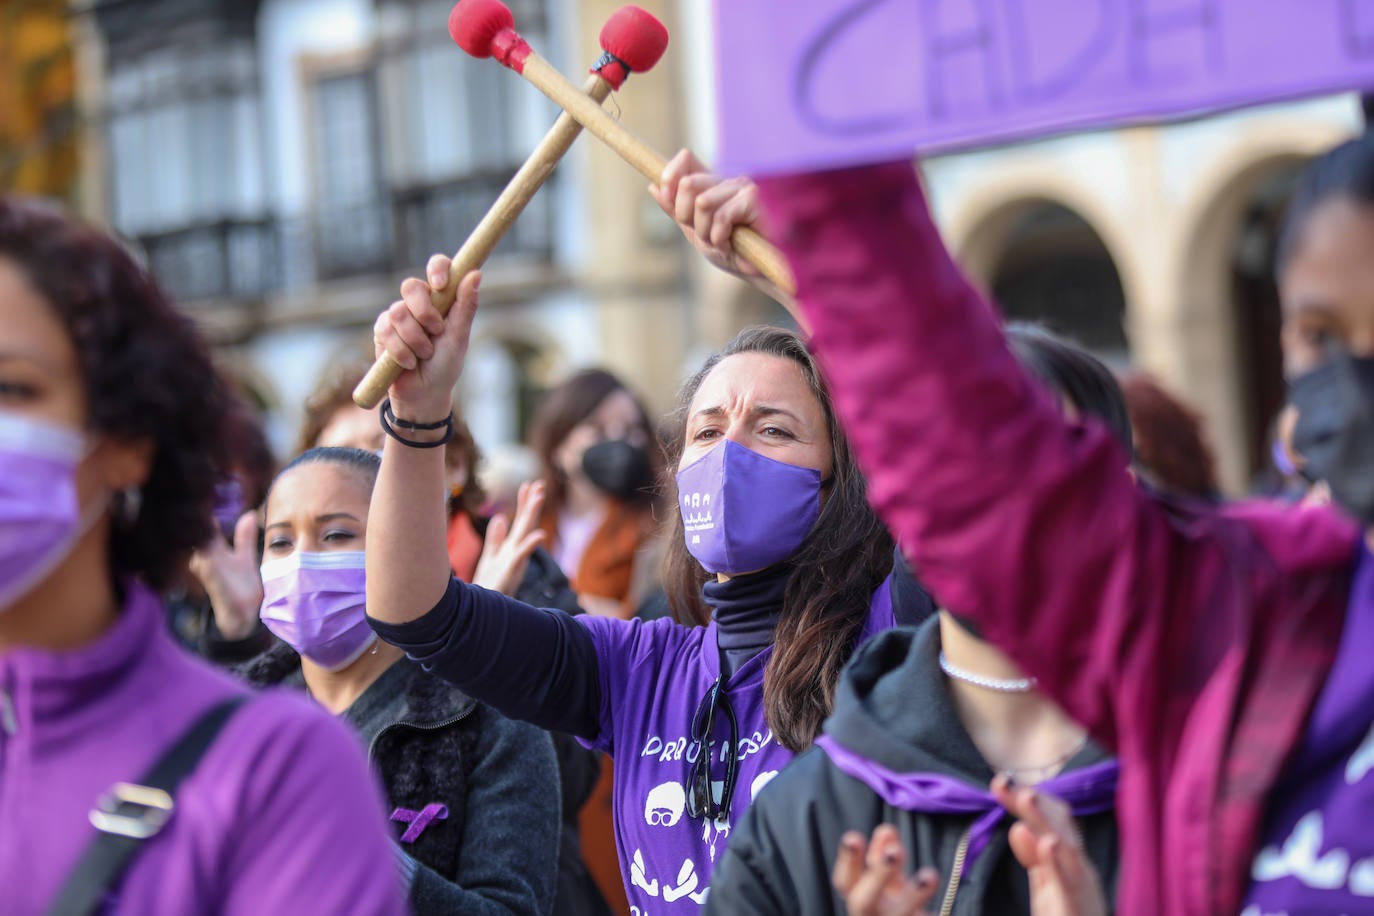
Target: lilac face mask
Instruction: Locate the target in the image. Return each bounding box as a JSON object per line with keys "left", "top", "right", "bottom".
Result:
{"left": 260, "top": 550, "right": 375, "bottom": 671}
{"left": 676, "top": 438, "right": 822, "bottom": 575}
{"left": 0, "top": 411, "right": 99, "bottom": 612}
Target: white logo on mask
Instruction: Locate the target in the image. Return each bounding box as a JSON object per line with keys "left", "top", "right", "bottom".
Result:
{"left": 681, "top": 492, "right": 714, "bottom": 533}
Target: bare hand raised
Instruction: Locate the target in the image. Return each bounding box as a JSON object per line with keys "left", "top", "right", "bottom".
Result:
{"left": 993, "top": 775, "right": 1108, "bottom": 916}
{"left": 473, "top": 481, "right": 548, "bottom": 596}
{"left": 651, "top": 149, "right": 802, "bottom": 325}
{"left": 374, "top": 254, "right": 481, "bottom": 421}
{"left": 651, "top": 149, "right": 766, "bottom": 282}
{"left": 188, "top": 511, "right": 264, "bottom": 641}
{"left": 833, "top": 825, "right": 940, "bottom": 916}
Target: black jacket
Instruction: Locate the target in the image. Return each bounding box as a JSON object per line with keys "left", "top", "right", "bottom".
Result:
{"left": 241, "top": 644, "right": 560, "bottom": 914}
{"left": 706, "top": 621, "right": 1119, "bottom": 915}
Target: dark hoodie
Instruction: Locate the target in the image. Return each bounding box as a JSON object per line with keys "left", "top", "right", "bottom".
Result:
{"left": 705, "top": 620, "right": 1120, "bottom": 915}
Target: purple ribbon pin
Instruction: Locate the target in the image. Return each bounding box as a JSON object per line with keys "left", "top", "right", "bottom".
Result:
{"left": 391, "top": 803, "right": 449, "bottom": 843}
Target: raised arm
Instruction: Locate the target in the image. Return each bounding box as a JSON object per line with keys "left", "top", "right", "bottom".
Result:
{"left": 652, "top": 149, "right": 806, "bottom": 329}
{"left": 748, "top": 161, "right": 1194, "bottom": 743}
{"left": 365, "top": 258, "right": 476, "bottom": 626}
{"left": 365, "top": 258, "right": 602, "bottom": 740}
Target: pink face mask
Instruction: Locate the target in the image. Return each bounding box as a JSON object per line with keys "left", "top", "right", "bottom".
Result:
{"left": 0, "top": 411, "right": 99, "bottom": 612}
{"left": 259, "top": 551, "right": 375, "bottom": 671}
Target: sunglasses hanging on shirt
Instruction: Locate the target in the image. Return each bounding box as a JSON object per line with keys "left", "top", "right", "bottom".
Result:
{"left": 686, "top": 675, "right": 740, "bottom": 822}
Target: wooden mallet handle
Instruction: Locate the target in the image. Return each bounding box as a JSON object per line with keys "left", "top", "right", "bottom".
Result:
{"left": 352, "top": 73, "right": 610, "bottom": 408}
{"left": 476, "top": 35, "right": 796, "bottom": 300}
{"left": 353, "top": 3, "right": 670, "bottom": 408}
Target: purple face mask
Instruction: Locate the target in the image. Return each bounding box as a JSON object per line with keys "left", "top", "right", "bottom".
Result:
{"left": 260, "top": 550, "right": 375, "bottom": 671}
{"left": 0, "top": 412, "right": 94, "bottom": 612}
{"left": 676, "top": 438, "right": 822, "bottom": 575}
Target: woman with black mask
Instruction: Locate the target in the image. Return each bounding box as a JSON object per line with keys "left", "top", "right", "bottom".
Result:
{"left": 528, "top": 368, "right": 662, "bottom": 621}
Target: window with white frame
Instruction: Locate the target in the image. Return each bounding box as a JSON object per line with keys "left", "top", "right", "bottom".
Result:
{"left": 377, "top": 0, "right": 557, "bottom": 267}
{"left": 309, "top": 65, "right": 391, "bottom": 277}
{"left": 379, "top": 0, "right": 553, "bottom": 183}
{"left": 107, "top": 43, "right": 264, "bottom": 236}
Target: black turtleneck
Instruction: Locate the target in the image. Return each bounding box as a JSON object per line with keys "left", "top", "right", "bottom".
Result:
{"left": 702, "top": 564, "right": 793, "bottom": 679}
{"left": 370, "top": 568, "right": 797, "bottom": 741}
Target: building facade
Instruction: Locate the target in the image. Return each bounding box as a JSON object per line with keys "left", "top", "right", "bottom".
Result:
{"left": 66, "top": 0, "right": 1362, "bottom": 491}
{"left": 75, "top": 0, "right": 692, "bottom": 455}
{"left": 923, "top": 97, "right": 1360, "bottom": 492}
{"left": 674, "top": 0, "right": 1361, "bottom": 493}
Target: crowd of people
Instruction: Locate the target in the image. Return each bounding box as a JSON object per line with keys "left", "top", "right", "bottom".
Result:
{"left": 2, "top": 114, "right": 1373, "bottom": 916}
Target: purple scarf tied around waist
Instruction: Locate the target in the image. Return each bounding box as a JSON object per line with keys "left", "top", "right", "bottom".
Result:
{"left": 815, "top": 734, "right": 1119, "bottom": 874}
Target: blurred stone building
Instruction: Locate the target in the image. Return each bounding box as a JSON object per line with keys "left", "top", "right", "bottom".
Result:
{"left": 678, "top": 0, "right": 1361, "bottom": 491}
{"left": 71, "top": 0, "right": 692, "bottom": 456}
{"left": 920, "top": 98, "right": 1360, "bottom": 492}
{"left": 61, "top": 0, "right": 1364, "bottom": 491}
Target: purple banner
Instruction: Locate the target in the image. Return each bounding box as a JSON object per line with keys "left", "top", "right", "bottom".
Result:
{"left": 714, "top": 0, "right": 1374, "bottom": 176}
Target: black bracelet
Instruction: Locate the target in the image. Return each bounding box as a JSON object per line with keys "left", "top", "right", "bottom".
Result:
{"left": 380, "top": 399, "right": 454, "bottom": 449}
{"left": 381, "top": 398, "right": 451, "bottom": 430}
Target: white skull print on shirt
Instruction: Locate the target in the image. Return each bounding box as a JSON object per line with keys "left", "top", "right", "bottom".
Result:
{"left": 645, "top": 782, "right": 687, "bottom": 828}
{"left": 1242, "top": 546, "right": 1374, "bottom": 914}
{"left": 578, "top": 613, "right": 799, "bottom": 913}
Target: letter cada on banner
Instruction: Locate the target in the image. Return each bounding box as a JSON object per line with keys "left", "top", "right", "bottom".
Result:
{"left": 714, "top": 0, "right": 1374, "bottom": 176}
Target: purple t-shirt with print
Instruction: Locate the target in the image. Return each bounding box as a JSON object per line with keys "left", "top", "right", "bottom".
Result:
{"left": 1243, "top": 544, "right": 1374, "bottom": 914}
{"left": 577, "top": 615, "right": 793, "bottom": 913}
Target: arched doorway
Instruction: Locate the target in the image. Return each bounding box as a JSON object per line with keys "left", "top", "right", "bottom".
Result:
{"left": 1228, "top": 164, "right": 1305, "bottom": 481}
{"left": 1181, "top": 155, "right": 1311, "bottom": 484}
{"left": 986, "top": 202, "right": 1130, "bottom": 366}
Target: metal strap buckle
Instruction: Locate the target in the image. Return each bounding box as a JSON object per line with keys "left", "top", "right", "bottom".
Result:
{"left": 88, "top": 782, "right": 175, "bottom": 840}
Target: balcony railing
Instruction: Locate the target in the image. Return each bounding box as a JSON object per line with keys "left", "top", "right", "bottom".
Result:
{"left": 390, "top": 168, "right": 554, "bottom": 273}
{"left": 138, "top": 218, "right": 278, "bottom": 305}
{"left": 135, "top": 170, "right": 555, "bottom": 307}
{"left": 314, "top": 198, "right": 394, "bottom": 281}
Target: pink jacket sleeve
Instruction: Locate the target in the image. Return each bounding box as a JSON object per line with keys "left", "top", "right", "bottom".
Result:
{"left": 756, "top": 161, "right": 1230, "bottom": 753}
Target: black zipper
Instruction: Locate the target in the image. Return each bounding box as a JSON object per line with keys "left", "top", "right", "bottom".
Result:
{"left": 367, "top": 706, "right": 476, "bottom": 764}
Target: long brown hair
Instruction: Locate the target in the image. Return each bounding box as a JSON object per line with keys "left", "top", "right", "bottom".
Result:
{"left": 661, "top": 327, "right": 893, "bottom": 752}
{"left": 1119, "top": 372, "right": 1218, "bottom": 499}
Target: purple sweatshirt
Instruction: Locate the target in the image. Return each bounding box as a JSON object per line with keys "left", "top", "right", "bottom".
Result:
{"left": 0, "top": 581, "right": 407, "bottom": 915}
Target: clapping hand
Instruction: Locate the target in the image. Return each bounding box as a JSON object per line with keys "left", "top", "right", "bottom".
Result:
{"left": 473, "top": 481, "right": 548, "bottom": 596}
{"left": 833, "top": 825, "right": 940, "bottom": 916}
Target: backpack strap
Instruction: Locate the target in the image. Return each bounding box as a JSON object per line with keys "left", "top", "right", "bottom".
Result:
{"left": 46, "top": 696, "right": 248, "bottom": 916}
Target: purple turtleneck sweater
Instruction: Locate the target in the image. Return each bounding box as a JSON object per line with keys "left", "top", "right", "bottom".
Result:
{"left": 0, "top": 581, "right": 406, "bottom": 915}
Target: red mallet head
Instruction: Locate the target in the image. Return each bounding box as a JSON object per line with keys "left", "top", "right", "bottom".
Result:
{"left": 449, "top": 0, "right": 530, "bottom": 70}
{"left": 594, "top": 5, "right": 670, "bottom": 90}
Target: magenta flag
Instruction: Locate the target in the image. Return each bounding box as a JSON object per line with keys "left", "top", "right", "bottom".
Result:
{"left": 714, "top": 0, "right": 1374, "bottom": 176}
